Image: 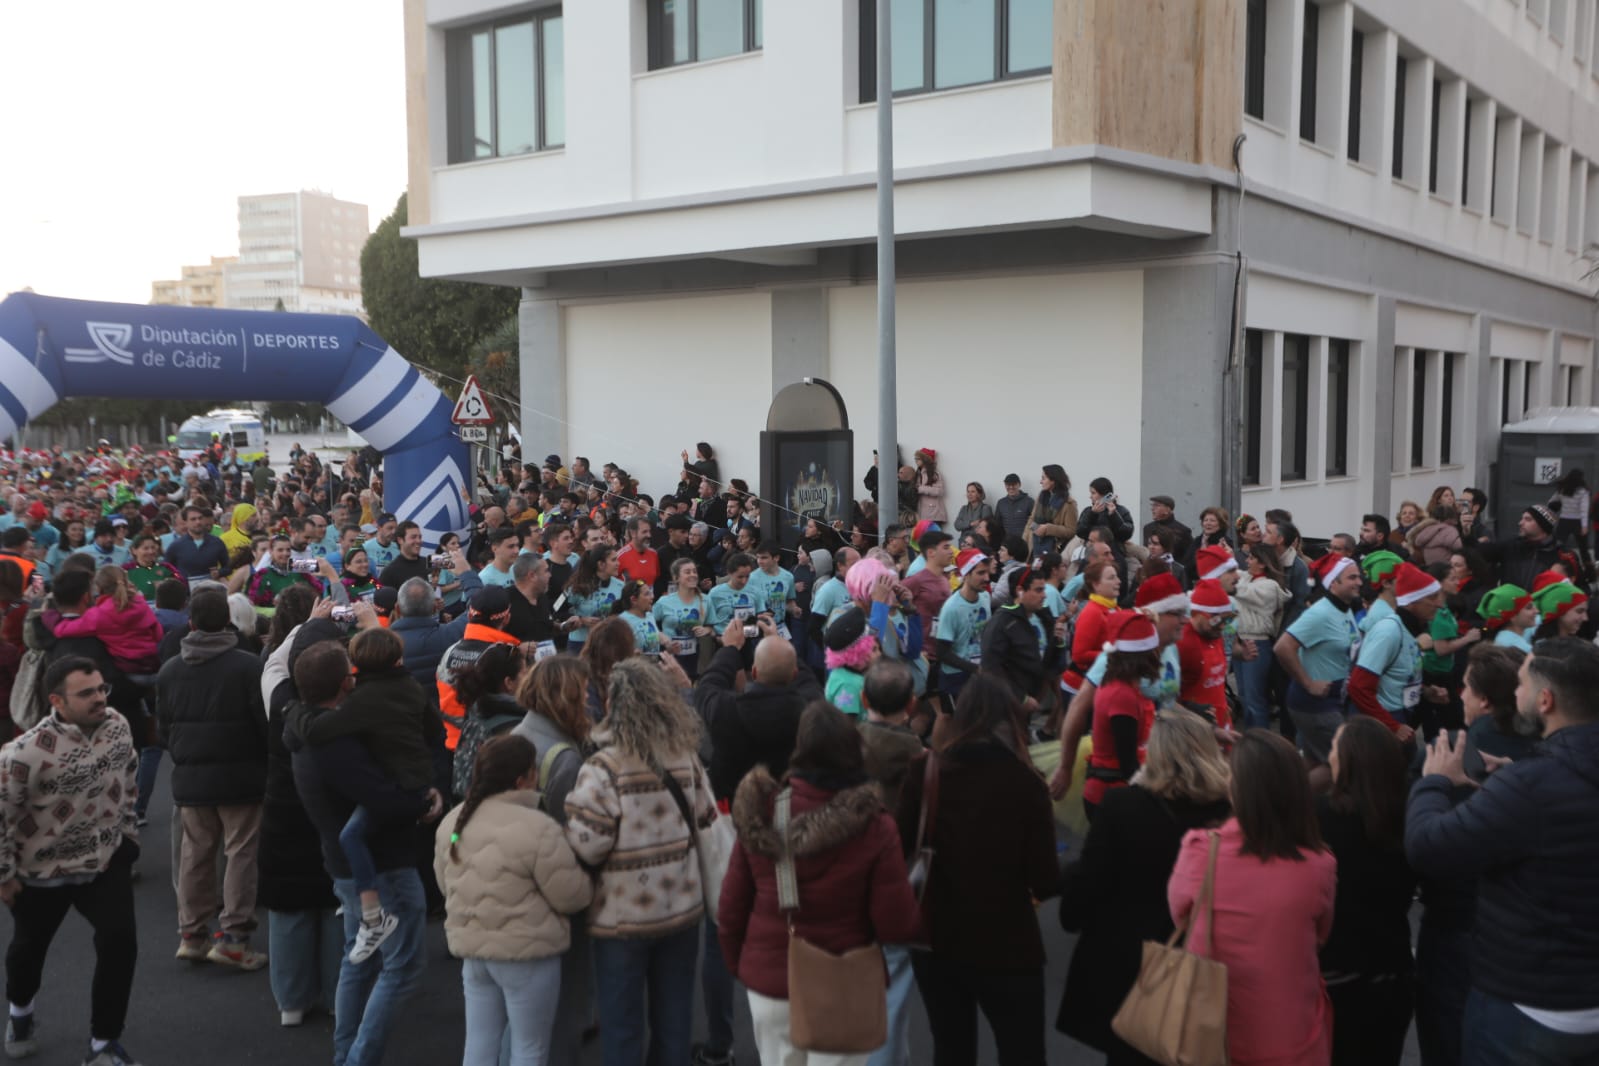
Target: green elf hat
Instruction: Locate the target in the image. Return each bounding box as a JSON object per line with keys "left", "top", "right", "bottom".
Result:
{"left": 1532, "top": 578, "right": 1587, "bottom": 625}
{"left": 1359, "top": 550, "right": 1404, "bottom": 589}
{"left": 1478, "top": 584, "right": 1532, "bottom": 631}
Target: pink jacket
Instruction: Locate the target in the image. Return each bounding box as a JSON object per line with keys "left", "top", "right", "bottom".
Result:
{"left": 1169, "top": 819, "right": 1336, "bottom": 1066}
{"left": 51, "top": 597, "right": 163, "bottom": 669}
{"left": 916, "top": 472, "right": 948, "bottom": 523}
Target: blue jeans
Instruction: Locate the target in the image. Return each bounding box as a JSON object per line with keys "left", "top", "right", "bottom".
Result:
{"left": 338, "top": 807, "right": 378, "bottom": 896}
{"left": 867, "top": 944, "right": 915, "bottom": 1066}
{"left": 1232, "top": 638, "right": 1274, "bottom": 731}
{"left": 462, "top": 955, "right": 562, "bottom": 1066}
{"left": 332, "top": 872, "right": 427, "bottom": 1066}
{"left": 1462, "top": 987, "right": 1599, "bottom": 1066}
{"left": 268, "top": 907, "right": 344, "bottom": 1014}
{"left": 700, "top": 916, "right": 734, "bottom": 1056}
{"left": 591, "top": 924, "right": 699, "bottom": 1066}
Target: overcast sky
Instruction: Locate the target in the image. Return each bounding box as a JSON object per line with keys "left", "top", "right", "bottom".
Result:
{"left": 0, "top": 1, "right": 406, "bottom": 305}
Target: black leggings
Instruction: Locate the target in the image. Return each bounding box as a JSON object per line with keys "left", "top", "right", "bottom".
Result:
{"left": 912, "top": 952, "right": 1045, "bottom": 1066}
{"left": 5, "top": 848, "right": 138, "bottom": 1041}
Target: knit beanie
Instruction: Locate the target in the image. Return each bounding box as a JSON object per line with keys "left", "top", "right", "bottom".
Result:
{"left": 1524, "top": 505, "right": 1556, "bottom": 536}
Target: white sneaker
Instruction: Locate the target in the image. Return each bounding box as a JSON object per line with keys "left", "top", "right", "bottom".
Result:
{"left": 279, "top": 1010, "right": 305, "bottom": 1027}
{"left": 348, "top": 912, "right": 398, "bottom": 963}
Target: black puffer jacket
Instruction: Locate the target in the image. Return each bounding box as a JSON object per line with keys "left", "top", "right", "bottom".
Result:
{"left": 156, "top": 629, "right": 266, "bottom": 806}
{"left": 1405, "top": 721, "right": 1599, "bottom": 1009}
{"left": 699, "top": 646, "right": 822, "bottom": 801}
{"left": 979, "top": 604, "right": 1062, "bottom": 705}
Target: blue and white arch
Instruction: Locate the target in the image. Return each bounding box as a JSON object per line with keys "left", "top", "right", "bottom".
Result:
{"left": 0, "top": 291, "right": 471, "bottom": 545}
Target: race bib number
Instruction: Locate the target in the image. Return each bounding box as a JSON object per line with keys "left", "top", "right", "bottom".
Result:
{"left": 533, "top": 641, "right": 557, "bottom": 663}
{"left": 1348, "top": 636, "right": 1363, "bottom": 663}
{"left": 1401, "top": 683, "right": 1421, "bottom": 709}
{"left": 776, "top": 623, "right": 791, "bottom": 640}
{"left": 672, "top": 636, "right": 697, "bottom": 657}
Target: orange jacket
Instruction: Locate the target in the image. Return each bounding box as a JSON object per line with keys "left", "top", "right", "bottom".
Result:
{"left": 436, "top": 622, "right": 520, "bottom": 750}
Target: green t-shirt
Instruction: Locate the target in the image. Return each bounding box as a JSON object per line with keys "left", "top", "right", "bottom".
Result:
{"left": 1421, "top": 606, "right": 1458, "bottom": 675}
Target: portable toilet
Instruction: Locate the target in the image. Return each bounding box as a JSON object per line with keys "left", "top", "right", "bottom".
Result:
{"left": 1495, "top": 407, "right": 1599, "bottom": 535}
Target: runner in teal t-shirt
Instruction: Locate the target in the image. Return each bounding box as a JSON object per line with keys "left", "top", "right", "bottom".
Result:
{"left": 618, "top": 580, "right": 664, "bottom": 653}
{"left": 708, "top": 555, "right": 765, "bottom": 635}
{"left": 565, "top": 547, "right": 623, "bottom": 648}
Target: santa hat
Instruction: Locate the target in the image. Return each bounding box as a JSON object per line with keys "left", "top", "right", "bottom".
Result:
{"left": 1194, "top": 545, "right": 1237, "bottom": 581}
{"left": 955, "top": 548, "right": 988, "bottom": 577}
{"left": 1533, "top": 579, "right": 1587, "bottom": 623}
{"left": 1478, "top": 584, "right": 1532, "bottom": 630}
{"left": 915, "top": 447, "right": 937, "bottom": 463}
{"left": 1360, "top": 550, "right": 1404, "bottom": 589}
{"left": 1531, "top": 569, "right": 1570, "bottom": 596}
{"left": 1105, "top": 611, "right": 1159, "bottom": 654}
{"left": 1394, "top": 563, "right": 1442, "bottom": 608}
{"left": 1188, "top": 579, "right": 1233, "bottom": 615}
{"left": 1309, "top": 552, "right": 1357, "bottom": 588}
{"left": 1134, "top": 572, "right": 1189, "bottom": 615}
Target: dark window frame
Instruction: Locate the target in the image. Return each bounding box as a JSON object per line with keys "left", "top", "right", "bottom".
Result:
{"left": 446, "top": 8, "right": 565, "bottom": 163}
{"left": 1441, "top": 352, "right": 1455, "bottom": 466}
{"left": 1411, "top": 349, "right": 1428, "bottom": 469}
{"left": 1327, "top": 338, "right": 1350, "bottom": 477}
{"left": 1244, "top": 329, "right": 1264, "bottom": 486}
{"left": 1282, "top": 333, "right": 1311, "bottom": 482}
{"left": 1462, "top": 97, "right": 1474, "bottom": 206}
{"left": 1392, "top": 55, "right": 1408, "bottom": 180}
{"left": 1429, "top": 78, "right": 1442, "bottom": 194}
{"left": 647, "top": 0, "right": 763, "bottom": 71}
{"left": 1300, "top": 0, "right": 1319, "bottom": 142}
{"left": 1348, "top": 29, "right": 1364, "bottom": 162}
{"left": 1245, "top": 0, "right": 1268, "bottom": 120}
{"left": 860, "top": 0, "right": 1052, "bottom": 104}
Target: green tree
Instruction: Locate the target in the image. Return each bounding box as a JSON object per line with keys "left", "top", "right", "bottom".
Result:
{"left": 360, "top": 192, "right": 520, "bottom": 381}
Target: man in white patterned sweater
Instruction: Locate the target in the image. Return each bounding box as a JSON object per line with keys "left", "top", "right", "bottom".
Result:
{"left": 0, "top": 656, "right": 140, "bottom": 1066}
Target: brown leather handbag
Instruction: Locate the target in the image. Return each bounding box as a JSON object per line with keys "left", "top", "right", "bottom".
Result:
{"left": 1111, "top": 830, "right": 1229, "bottom": 1066}
{"left": 774, "top": 787, "right": 887, "bottom": 1054}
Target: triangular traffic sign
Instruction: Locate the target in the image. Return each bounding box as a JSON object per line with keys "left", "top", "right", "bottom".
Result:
{"left": 451, "top": 374, "right": 495, "bottom": 424}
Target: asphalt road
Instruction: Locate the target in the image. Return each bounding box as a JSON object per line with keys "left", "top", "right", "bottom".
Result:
{"left": 13, "top": 756, "right": 1424, "bottom": 1066}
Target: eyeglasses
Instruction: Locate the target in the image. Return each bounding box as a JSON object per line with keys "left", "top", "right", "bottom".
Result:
{"left": 70, "top": 684, "right": 113, "bottom": 699}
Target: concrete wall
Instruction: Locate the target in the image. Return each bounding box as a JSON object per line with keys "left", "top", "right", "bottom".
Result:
{"left": 562, "top": 292, "right": 773, "bottom": 499}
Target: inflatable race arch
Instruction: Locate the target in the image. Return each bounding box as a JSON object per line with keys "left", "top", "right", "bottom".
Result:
{"left": 0, "top": 292, "right": 471, "bottom": 543}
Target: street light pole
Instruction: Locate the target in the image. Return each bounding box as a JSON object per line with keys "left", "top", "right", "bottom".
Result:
{"left": 876, "top": 0, "right": 897, "bottom": 532}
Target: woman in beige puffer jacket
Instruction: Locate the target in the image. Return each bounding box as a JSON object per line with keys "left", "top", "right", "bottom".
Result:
{"left": 434, "top": 734, "right": 592, "bottom": 1066}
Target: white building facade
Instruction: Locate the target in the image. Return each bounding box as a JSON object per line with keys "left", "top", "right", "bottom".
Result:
{"left": 402, "top": 0, "right": 1599, "bottom": 537}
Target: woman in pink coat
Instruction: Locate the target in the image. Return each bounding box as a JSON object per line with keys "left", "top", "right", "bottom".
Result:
{"left": 1169, "top": 730, "right": 1336, "bottom": 1066}
{"left": 913, "top": 448, "right": 948, "bottom": 524}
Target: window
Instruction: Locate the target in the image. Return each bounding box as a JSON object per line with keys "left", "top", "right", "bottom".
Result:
{"left": 1462, "top": 98, "right": 1474, "bottom": 207}
{"left": 1411, "top": 350, "right": 1428, "bottom": 468}
{"left": 1392, "top": 56, "right": 1408, "bottom": 179}
{"left": 1244, "top": 330, "right": 1264, "bottom": 486}
{"left": 1348, "top": 30, "right": 1364, "bottom": 162}
{"left": 648, "top": 0, "right": 761, "bottom": 69}
{"left": 1300, "top": 1, "right": 1319, "bottom": 142}
{"left": 859, "top": 0, "right": 1051, "bottom": 102}
{"left": 1500, "top": 359, "right": 1513, "bottom": 427}
{"left": 1441, "top": 353, "right": 1456, "bottom": 465}
{"left": 1245, "top": 0, "right": 1267, "bottom": 120}
{"left": 1566, "top": 365, "right": 1581, "bottom": 406}
{"left": 1282, "top": 334, "right": 1310, "bottom": 481}
{"left": 447, "top": 9, "right": 564, "bottom": 162}
{"left": 1429, "top": 78, "right": 1441, "bottom": 194}
{"left": 1327, "top": 339, "right": 1350, "bottom": 476}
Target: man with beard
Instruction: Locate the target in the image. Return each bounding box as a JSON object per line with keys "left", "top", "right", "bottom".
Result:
{"left": 934, "top": 549, "right": 993, "bottom": 708}
{"left": 1275, "top": 551, "right": 1364, "bottom": 790}
{"left": 1179, "top": 579, "right": 1235, "bottom": 728}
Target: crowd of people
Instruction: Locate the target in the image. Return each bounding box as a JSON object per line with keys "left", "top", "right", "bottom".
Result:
{"left": 0, "top": 435, "right": 1594, "bottom": 1066}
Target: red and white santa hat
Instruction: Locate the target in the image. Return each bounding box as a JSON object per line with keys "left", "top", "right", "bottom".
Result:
{"left": 1531, "top": 569, "right": 1571, "bottom": 595}
{"left": 1309, "top": 551, "right": 1357, "bottom": 588}
{"left": 1188, "top": 579, "right": 1233, "bottom": 615}
{"left": 955, "top": 548, "right": 988, "bottom": 577}
{"left": 1393, "top": 563, "right": 1442, "bottom": 607}
{"left": 1105, "top": 611, "right": 1160, "bottom": 654}
{"left": 1134, "top": 572, "right": 1189, "bottom": 615}
{"left": 1194, "top": 545, "right": 1237, "bottom": 581}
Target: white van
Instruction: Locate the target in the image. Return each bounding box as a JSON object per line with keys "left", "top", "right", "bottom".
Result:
{"left": 175, "top": 409, "right": 267, "bottom": 462}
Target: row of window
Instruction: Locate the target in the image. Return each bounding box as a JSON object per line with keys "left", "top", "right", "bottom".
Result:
{"left": 445, "top": 1, "right": 1055, "bottom": 164}
{"left": 1245, "top": 0, "right": 1599, "bottom": 254}
{"left": 1242, "top": 330, "right": 1353, "bottom": 486}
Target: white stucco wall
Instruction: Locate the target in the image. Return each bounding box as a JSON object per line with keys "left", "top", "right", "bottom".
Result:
{"left": 563, "top": 293, "right": 773, "bottom": 500}
{"left": 826, "top": 271, "right": 1146, "bottom": 524}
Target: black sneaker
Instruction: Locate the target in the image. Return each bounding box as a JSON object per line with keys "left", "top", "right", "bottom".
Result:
{"left": 690, "top": 1045, "right": 733, "bottom": 1066}
{"left": 5, "top": 1013, "right": 37, "bottom": 1059}
{"left": 82, "top": 1040, "right": 140, "bottom": 1066}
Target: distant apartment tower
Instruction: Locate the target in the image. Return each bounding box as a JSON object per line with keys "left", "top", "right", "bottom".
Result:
{"left": 227, "top": 190, "right": 369, "bottom": 316}
{"left": 151, "top": 255, "right": 236, "bottom": 308}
